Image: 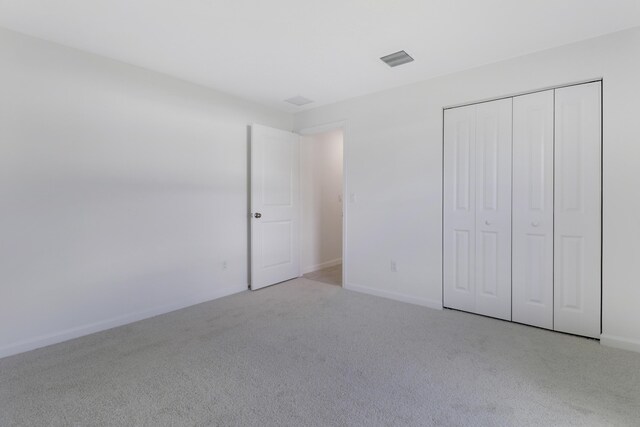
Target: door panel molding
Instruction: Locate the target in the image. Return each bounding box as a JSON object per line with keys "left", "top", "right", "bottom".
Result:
{"left": 512, "top": 90, "right": 555, "bottom": 330}
{"left": 443, "top": 80, "right": 602, "bottom": 338}
{"left": 250, "top": 124, "right": 300, "bottom": 290}
{"left": 553, "top": 82, "right": 602, "bottom": 338}
{"left": 444, "top": 98, "right": 512, "bottom": 320}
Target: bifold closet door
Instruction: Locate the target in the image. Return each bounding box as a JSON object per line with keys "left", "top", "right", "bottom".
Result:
{"left": 512, "top": 90, "right": 554, "bottom": 329}
{"left": 554, "top": 82, "right": 601, "bottom": 338}
{"left": 444, "top": 105, "right": 476, "bottom": 313}
{"left": 474, "top": 99, "right": 512, "bottom": 320}
{"left": 444, "top": 99, "right": 512, "bottom": 320}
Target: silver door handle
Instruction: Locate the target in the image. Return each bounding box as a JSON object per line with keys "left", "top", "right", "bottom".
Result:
{"left": 254, "top": 213, "right": 262, "bottom": 218}
{"left": 484, "top": 220, "right": 491, "bottom": 226}
{"left": 531, "top": 221, "right": 540, "bottom": 227}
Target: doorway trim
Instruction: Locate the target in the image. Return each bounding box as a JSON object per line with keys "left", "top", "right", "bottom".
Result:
{"left": 298, "top": 120, "right": 348, "bottom": 288}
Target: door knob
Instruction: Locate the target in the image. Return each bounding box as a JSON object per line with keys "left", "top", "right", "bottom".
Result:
{"left": 254, "top": 213, "right": 262, "bottom": 218}
{"left": 531, "top": 221, "right": 540, "bottom": 227}
{"left": 484, "top": 220, "right": 491, "bottom": 226}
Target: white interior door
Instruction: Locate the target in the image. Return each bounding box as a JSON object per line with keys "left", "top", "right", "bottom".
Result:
{"left": 554, "top": 82, "right": 601, "bottom": 338}
{"left": 512, "top": 90, "right": 555, "bottom": 329}
{"left": 250, "top": 124, "right": 300, "bottom": 290}
{"left": 444, "top": 105, "right": 476, "bottom": 313}
{"left": 474, "top": 98, "right": 512, "bottom": 320}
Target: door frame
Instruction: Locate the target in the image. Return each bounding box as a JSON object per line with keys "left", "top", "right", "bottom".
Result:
{"left": 298, "top": 120, "right": 348, "bottom": 288}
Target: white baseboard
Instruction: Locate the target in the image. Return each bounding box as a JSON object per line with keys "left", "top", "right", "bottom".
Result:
{"left": 0, "top": 283, "right": 247, "bottom": 360}
{"left": 344, "top": 282, "right": 443, "bottom": 311}
{"left": 302, "top": 258, "right": 342, "bottom": 275}
{"left": 600, "top": 334, "right": 640, "bottom": 353}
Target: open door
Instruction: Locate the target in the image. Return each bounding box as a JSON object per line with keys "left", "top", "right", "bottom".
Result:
{"left": 250, "top": 124, "right": 300, "bottom": 290}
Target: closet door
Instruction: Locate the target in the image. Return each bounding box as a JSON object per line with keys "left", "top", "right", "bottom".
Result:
{"left": 444, "top": 99, "right": 512, "bottom": 319}
{"left": 554, "top": 82, "right": 601, "bottom": 338}
{"left": 475, "top": 99, "right": 512, "bottom": 320}
{"left": 512, "top": 90, "right": 554, "bottom": 329}
{"left": 444, "top": 105, "right": 476, "bottom": 313}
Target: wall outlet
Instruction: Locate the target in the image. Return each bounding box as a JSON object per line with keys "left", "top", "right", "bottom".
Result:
{"left": 390, "top": 260, "right": 398, "bottom": 272}
{"left": 222, "top": 261, "right": 228, "bottom": 270}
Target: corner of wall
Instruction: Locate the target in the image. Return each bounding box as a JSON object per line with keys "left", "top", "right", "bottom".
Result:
{"left": 600, "top": 334, "right": 640, "bottom": 354}
{"left": 344, "top": 282, "right": 443, "bottom": 311}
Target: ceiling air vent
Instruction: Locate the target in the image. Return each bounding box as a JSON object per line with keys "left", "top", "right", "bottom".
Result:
{"left": 380, "top": 50, "right": 414, "bottom": 67}
{"left": 285, "top": 96, "right": 314, "bottom": 106}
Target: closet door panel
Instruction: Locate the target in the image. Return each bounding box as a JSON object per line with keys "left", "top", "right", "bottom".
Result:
{"left": 512, "top": 90, "right": 554, "bottom": 329}
{"left": 475, "top": 98, "right": 512, "bottom": 320}
{"left": 554, "top": 82, "right": 601, "bottom": 338}
{"left": 444, "top": 105, "right": 476, "bottom": 312}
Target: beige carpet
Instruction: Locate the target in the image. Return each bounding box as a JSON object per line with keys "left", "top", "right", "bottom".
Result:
{"left": 302, "top": 264, "right": 342, "bottom": 286}
{"left": 1, "top": 278, "right": 640, "bottom": 426}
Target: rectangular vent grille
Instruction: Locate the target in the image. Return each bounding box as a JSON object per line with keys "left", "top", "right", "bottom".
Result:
{"left": 285, "top": 96, "right": 314, "bottom": 106}
{"left": 380, "top": 50, "right": 414, "bottom": 67}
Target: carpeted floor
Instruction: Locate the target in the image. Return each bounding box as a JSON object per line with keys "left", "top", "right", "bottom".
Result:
{"left": 1, "top": 278, "right": 640, "bottom": 426}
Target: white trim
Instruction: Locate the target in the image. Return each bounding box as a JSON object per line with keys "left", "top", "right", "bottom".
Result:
{"left": 297, "top": 131, "right": 302, "bottom": 279}
{"left": 297, "top": 120, "right": 348, "bottom": 289}
{"left": 600, "top": 334, "right": 640, "bottom": 353}
{"left": 342, "top": 123, "right": 349, "bottom": 289}
{"left": 442, "top": 78, "right": 603, "bottom": 110}
{"left": 344, "top": 282, "right": 443, "bottom": 311}
{"left": 0, "top": 283, "right": 247, "bottom": 359}
{"left": 302, "top": 258, "right": 342, "bottom": 275}
{"left": 297, "top": 120, "right": 347, "bottom": 135}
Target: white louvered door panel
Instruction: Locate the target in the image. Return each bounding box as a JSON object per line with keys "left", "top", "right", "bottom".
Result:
{"left": 444, "top": 105, "right": 476, "bottom": 313}
{"left": 512, "top": 90, "right": 555, "bottom": 330}
{"left": 553, "top": 82, "right": 601, "bottom": 338}
{"left": 474, "top": 98, "right": 512, "bottom": 320}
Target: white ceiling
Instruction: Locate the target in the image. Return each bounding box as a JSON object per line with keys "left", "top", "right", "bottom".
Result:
{"left": 1, "top": 0, "right": 640, "bottom": 112}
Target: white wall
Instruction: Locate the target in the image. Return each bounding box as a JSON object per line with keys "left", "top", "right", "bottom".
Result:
{"left": 300, "top": 130, "right": 343, "bottom": 273}
{"left": 0, "top": 28, "right": 292, "bottom": 358}
{"left": 295, "top": 26, "right": 640, "bottom": 352}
